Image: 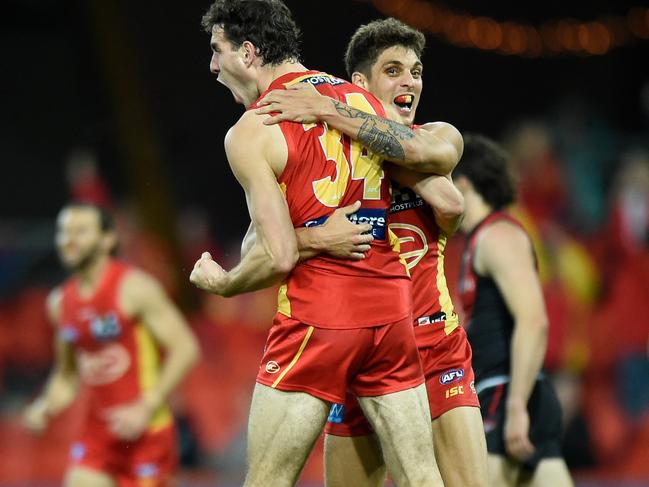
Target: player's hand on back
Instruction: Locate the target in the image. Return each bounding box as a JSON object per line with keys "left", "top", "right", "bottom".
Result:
{"left": 317, "top": 200, "right": 373, "bottom": 260}
{"left": 190, "top": 252, "right": 228, "bottom": 295}
{"left": 256, "top": 82, "right": 331, "bottom": 125}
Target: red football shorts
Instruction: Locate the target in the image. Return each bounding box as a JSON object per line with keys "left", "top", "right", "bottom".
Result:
{"left": 68, "top": 424, "right": 177, "bottom": 487}
{"left": 326, "top": 325, "right": 479, "bottom": 436}
{"left": 256, "top": 313, "right": 424, "bottom": 404}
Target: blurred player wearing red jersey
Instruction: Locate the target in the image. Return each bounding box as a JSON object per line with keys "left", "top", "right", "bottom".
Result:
{"left": 190, "top": 2, "right": 463, "bottom": 486}
{"left": 23, "top": 203, "right": 199, "bottom": 487}
{"left": 257, "top": 18, "right": 488, "bottom": 487}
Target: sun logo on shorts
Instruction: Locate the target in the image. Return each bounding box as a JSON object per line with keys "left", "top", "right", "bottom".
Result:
{"left": 265, "top": 361, "right": 280, "bottom": 374}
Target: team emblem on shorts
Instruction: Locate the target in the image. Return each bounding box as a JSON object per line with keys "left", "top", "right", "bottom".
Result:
{"left": 439, "top": 368, "right": 465, "bottom": 385}
{"left": 265, "top": 361, "right": 280, "bottom": 374}
{"left": 328, "top": 403, "right": 345, "bottom": 423}
{"left": 70, "top": 442, "right": 86, "bottom": 461}
{"left": 136, "top": 462, "right": 160, "bottom": 478}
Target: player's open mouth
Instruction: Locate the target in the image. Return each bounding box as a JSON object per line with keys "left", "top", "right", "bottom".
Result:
{"left": 393, "top": 94, "right": 414, "bottom": 113}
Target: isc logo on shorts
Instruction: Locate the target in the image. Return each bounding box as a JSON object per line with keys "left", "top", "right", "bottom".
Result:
{"left": 265, "top": 361, "right": 280, "bottom": 374}
{"left": 439, "top": 368, "right": 464, "bottom": 385}
{"left": 445, "top": 386, "right": 464, "bottom": 398}
{"left": 328, "top": 403, "right": 345, "bottom": 423}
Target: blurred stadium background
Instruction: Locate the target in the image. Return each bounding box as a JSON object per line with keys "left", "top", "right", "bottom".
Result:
{"left": 1, "top": 0, "right": 649, "bottom": 485}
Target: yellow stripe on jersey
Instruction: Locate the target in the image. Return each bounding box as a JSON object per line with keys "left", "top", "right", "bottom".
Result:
{"left": 435, "top": 235, "right": 459, "bottom": 335}
{"left": 277, "top": 282, "right": 291, "bottom": 317}
{"left": 272, "top": 326, "right": 314, "bottom": 388}
{"left": 134, "top": 323, "right": 172, "bottom": 430}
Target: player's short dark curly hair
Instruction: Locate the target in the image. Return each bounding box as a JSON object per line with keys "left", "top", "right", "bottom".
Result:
{"left": 201, "top": 0, "right": 301, "bottom": 66}
{"left": 344, "top": 18, "right": 425, "bottom": 79}
{"left": 454, "top": 134, "right": 517, "bottom": 210}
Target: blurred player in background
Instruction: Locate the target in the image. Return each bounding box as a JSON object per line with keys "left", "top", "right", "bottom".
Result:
{"left": 456, "top": 134, "right": 573, "bottom": 486}
{"left": 23, "top": 203, "right": 200, "bottom": 487}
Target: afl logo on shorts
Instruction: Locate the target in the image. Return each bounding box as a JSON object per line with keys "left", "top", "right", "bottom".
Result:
{"left": 439, "top": 368, "right": 465, "bottom": 385}
{"left": 265, "top": 361, "right": 280, "bottom": 374}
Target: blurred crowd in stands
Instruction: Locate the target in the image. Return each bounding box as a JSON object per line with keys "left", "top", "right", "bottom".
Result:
{"left": 1, "top": 95, "right": 648, "bottom": 485}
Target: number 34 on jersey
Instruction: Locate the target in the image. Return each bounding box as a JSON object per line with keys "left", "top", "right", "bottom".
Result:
{"left": 306, "top": 93, "right": 385, "bottom": 207}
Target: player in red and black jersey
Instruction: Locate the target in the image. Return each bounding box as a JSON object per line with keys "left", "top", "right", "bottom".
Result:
{"left": 22, "top": 203, "right": 199, "bottom": 487}
{"left": 456, "top": 135, "right": 573, "bottom": 486}
{"left": 192, "top": 2, "right": 463, "bottom": 486}
{"left": 258, "top": 18, "right": 487, "bottom": 487}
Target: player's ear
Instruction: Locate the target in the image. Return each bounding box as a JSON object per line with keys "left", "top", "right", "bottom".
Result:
{"left": 102, "top": 231, "right": 119, "bottom": 256}
{"left": 241, "top": 40, "right": 258, "bottom": 67}
{"left": 351, "top": 72, "right": 368, "bottom": 89}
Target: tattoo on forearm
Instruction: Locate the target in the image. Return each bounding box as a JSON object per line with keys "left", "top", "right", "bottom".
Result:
{"left": 331, "top": 100, "right": 414, "bottom": 161}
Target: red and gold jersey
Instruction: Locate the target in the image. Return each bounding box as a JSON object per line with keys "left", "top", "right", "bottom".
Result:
{"left": 389, "top": 183, "right": 459, "bottom": 347}
{"left": 251, "top": 71, "right": 410, "bottom": 329}
{"left": 59, "top": 259, "right": 172, "bottom": 435}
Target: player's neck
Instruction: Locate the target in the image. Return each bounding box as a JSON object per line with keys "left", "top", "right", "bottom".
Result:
{"left": 257, "top": 61, "right": 308, "bottom": 93}
{"left": 462, "top": 196, "right": 492, "bottom": 234}
{"left": 75, "top": 254, "right": 110, "bottom": 296}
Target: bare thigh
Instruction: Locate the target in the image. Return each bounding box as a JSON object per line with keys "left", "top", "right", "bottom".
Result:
{"left": 432, "top": 406, "right": 488, "bottom": 487}
{"left": 244, "top": 383, "right": 330, "bottom": 487}
{"left": 64, "top": 466, "right": 116, "bottom": 487}
{"left": 324, "top": 434, "right": 386, "bottom": 487}
{"left": 519, "top": 458, "right": 574, "bottom": 487}
{"left": 488, "top": 454, "right": 519, "bottom": 487}
{"left": 358, "top": 383, "right": 443, "bottom": 487}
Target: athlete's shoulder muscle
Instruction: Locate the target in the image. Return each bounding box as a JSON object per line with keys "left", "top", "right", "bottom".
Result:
{"left": 226, "top": 110, "right": 288, "bottom": 179}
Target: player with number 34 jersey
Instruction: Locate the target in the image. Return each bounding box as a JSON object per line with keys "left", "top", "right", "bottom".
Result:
{"left": 254, "top": 71, "right": 411, "bottom": 330}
